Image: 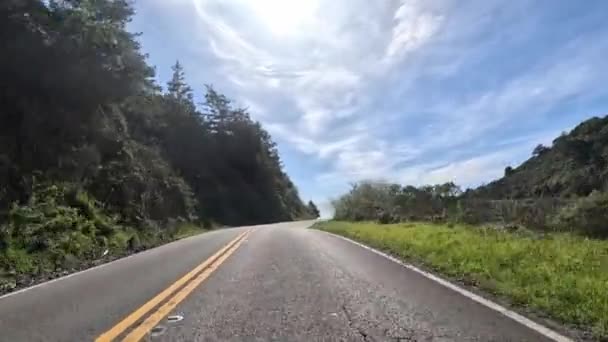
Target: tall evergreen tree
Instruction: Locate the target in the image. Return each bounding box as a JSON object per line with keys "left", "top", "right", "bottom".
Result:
{"left": 167, "top": 61, "right": 194, "bottom": 108}
{"left": 0, "top": 0, "right": 309, "bottom": 230}
{"left": 307, "top": 200, "right": 320, "bottom": 218}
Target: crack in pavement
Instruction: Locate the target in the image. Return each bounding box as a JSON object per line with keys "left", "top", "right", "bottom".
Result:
{"left": 341, "top": 304, "right": 371, "bottom": 342}
{"left": 340, "top": 302, "right": 418, "bottom": 342}
{"left": 383, "top": 328, "right": 414, "bottom": 342}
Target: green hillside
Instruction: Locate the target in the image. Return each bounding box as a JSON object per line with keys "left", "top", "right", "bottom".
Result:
{"left": 470, "top": 115, "right": 608, "bottom": 199}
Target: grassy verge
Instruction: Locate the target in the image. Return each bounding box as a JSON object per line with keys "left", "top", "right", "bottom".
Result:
{"left": 0, "top": 221, "right": 210, "bottom": 294}
{"left": 171, "top": 223, "right": 209, "bottom": 240}
{"left": 0, "top": 183, "right": 212, "bottom": 295}
{"left": 314, "top": 221, "right": 608, "bottom": 338}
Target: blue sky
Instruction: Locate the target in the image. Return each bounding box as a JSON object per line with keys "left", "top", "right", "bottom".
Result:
{"left": 129, "top": 0, "right": 608, "bottom": 217}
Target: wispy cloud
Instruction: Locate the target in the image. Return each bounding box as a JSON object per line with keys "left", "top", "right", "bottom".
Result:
{"left": 385, "top": 0, "right": 443, "bottom": 61}
{"left": 132, "top": 0, "right": 608, "bottom": 216}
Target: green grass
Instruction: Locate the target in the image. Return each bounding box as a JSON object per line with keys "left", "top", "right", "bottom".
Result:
{"left": 314, "top": 221, "right": 608, "bottom": 338}
{"left": 171, "top": 223, "right": 209, "bottom": 240}
{"left": 0, "top": 184, "right": 215, "bottom": 294}
{"left": 0, "top": 223, "right": 211, "bottom": 293}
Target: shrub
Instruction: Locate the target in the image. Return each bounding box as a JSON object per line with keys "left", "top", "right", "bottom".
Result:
{"left": 0, "top": 224, "right": 9, "bottom": 251}
{"left": 377, "top": 211, "right": 394, "bottom": 224}
{"left": 551, "top": 191, "right": 608, "bottom": 237}
{"left": 454, "top": 201, "right": 484, "bottom": 224}
{"left": 201, "top": 217, "right": 213, "bottom": 229}
{"left": 108, "top": 231, "right": 130, "bottom": 251}
{"left": 1, "top": 183, "right": 129, "bottom": 271}
{"left": 127, "top": 234, "right": 141, "bottom": 250}
{"left": 0, "top": 248, "right": 34, "bottom": 274}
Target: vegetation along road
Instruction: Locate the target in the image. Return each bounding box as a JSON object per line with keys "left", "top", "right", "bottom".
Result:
{"left": 2, "top": 2, "right": 605, "bottom": 341}
{"left": 0, "top": 220, "right": 577, "bottom": 341}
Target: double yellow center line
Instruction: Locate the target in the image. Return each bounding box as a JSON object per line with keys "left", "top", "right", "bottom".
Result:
{"left": 96, "top": 229, "right": 252, "bottom": 342}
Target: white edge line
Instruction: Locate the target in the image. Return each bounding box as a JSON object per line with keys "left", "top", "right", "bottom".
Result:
{"left": 0, "top": 229, "right": 228, "bottom": 301}
{"left": 319, "top": 230, "right": 573, "bottom": 342}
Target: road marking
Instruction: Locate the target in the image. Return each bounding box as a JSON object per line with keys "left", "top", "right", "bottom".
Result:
{"left": 122, "top": 229, "right": 251, "bottom": 341}
{"left": 319, "top": 230, "right": 574, "bottom": 342}
{"left": 95, "top": 229, "right": 251, "bottom": 342}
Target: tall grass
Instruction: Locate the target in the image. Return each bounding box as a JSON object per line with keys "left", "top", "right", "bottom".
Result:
{"left": 171, "top": 223, "right": 208, "bottom": 240}
{"left": 315, "top": 221, "right": 608, "bottom": 338}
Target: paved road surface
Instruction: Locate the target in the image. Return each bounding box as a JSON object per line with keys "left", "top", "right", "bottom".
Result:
{"left": 0, "top": 221, "right": 561, "bottom": 341}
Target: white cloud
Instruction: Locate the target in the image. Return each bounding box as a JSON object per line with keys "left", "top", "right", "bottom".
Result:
{"left": 409, "top": 36, "right": 607, "bottom": 152}
{"left": 182, "top": 0, "right": 447, "bottom": 190}
{"left": 316, "top": 127, "right": 567, "bottom": 194}
{"left": 385, "top": 1, "right": 444, "bottom": 60}
{"left": 137, "top": 0, "right": 608, "bottom": 210}
{"left": 420, "top": 150, "right": 517, "bottom": 187}
{"left": 399, "top": 131, "right": 554, "bottom": 188}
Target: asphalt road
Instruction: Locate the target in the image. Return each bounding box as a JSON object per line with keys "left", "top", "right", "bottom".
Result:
{"left": 0, "top": 221, "right": 563, "bottom": 341}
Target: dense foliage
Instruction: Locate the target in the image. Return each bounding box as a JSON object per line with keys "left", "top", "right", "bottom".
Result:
{"left": 333, "top": 116, "right": 608, "bottom": 236}
{"left": 550, "top": 190, "right": 608, "bottom": 237}
{"left": 306, "top": 200, "right": 320, "bottom": 219}
{"left": 333, "top": 182, "right": 462, "bottom": 223}
{"left": 471, "top": 115, "right": 608, "bottom": 199}
{"left": 0, "top": 0, "right": 316, "bottom": 282}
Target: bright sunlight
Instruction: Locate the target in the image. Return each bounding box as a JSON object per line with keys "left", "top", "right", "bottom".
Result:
{"left": 245, "top": 0, "right": 318, "bottom": 36}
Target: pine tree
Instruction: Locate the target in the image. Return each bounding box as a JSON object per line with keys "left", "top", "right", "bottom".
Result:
{"left": 1, "top": 0, "right": 310, "bottom": 236}
{"left": 202, "top": 85, "right": 232, "bottom": 134}
{"left": 167, "top": 61, "right": 194, "bottom": 109}
{"left": 307, "top": 200, "right": 320, "bottom": 218}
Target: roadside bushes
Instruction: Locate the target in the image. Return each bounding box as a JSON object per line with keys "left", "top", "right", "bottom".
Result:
{"left": 456, "top": 198, "right": 567, "bottom": 230}
{"left": 0, "top": 182, "right": 212, "bottom": 281}
{"left": 0, "top": 183, "right": 124, "bottom": 274}
{"left": 551, "top": 191, "right": 608, "bottom": 237}
{"left": 332, "top": 181, "right": 608, "bottom": 238}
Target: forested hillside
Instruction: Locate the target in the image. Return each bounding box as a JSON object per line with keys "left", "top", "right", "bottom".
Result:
{"left": 0, "top": 0, "right": 316, "bottom": 286}
{"left": 469, "top": 115, "right": 608, "bottom": 199}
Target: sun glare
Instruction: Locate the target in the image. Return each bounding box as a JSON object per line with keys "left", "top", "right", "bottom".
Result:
{"left": 247, "top": 0, "right": 318, "bottom": 36}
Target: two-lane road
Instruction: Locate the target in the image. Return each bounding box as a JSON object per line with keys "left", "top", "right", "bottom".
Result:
{"left": 0, "top": 221, "right": 567, "bottom": 341}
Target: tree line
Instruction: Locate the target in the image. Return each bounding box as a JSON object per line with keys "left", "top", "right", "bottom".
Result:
{"left": 333, "top": 180, "right": 608, "bottom": 237}
{"left": 0, "top": 0, "right": 318, "bottom": 282}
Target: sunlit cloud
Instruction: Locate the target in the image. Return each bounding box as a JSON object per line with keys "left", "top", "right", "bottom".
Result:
{"left": 132, "top": 0, "right": 608, "bottom": 216}
{"left": 385, "top": 0, "right": 443, "bottom": 61}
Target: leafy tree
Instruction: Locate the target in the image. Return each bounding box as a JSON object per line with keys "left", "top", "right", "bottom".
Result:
{"left": 0, "top": 0, "right": 310, "bottom": 277}
{"left": 307, "top": 200, "right": 320, "bottom": 218}
{"left": 434, "top": 182, "right": 462, "bottom": 198}
{"left": 532, "top": 144, "right": 549, "bottom": 157}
